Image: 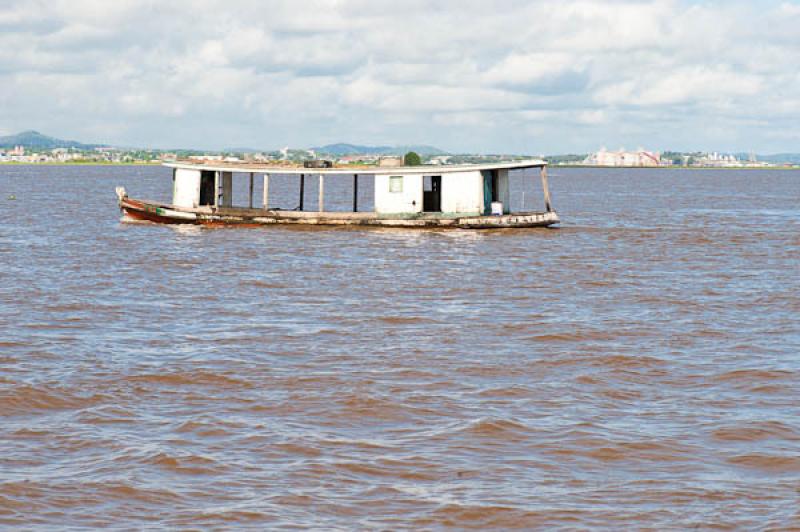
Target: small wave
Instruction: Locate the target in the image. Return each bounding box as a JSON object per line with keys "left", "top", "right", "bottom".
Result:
{"left": 374, "top": 316, "right": 428, "bottom": 324}
{"left": 426, "top": 503, "right": 554, "bottom": 529}
{"left": 271, "top": 442, "right": 324, "bottom": 457}
{"left": 94, "top": 482, "right": 184, "bottom": 504}
{"left": 475, "top": 385, "right": 533, "bottom": 398}
{"left": 244, "top": 280, "right": 287, "bottom": 288}
{"left": 124, "top": 371, "right": 254, "bottom": 389}
{"left": 327, "top": 460, "right": 439, "bottom": 481}
{"left": 713, "top": 369, "right": 795, "bottom": 383}
{"left": 0, "top": 385, "right": 106, "bottom": 415}
{"left": 173, "top": 418, "right": 244, "bottom": 437}
{"left": 711, "top": 421, "right": 799, "bottom": 442}
{"left": 547, "top": 438, "right": 697, "bottom": 463}
{"left": 176, "top": 509, "right": 275, "bottom": 525}
{"left": 727, "top": 453, "right": 800, "bottom": 472}
{"left": 460, "top": 417, "right": 531, "bottom": 438}
{"left": 75, "top": 405, "right": 137, "bottom": 425}
{"left": 146, "top": 452, "right": 227, "bottom": 475}
{"left": 333, "top": 393, "right": 419, "bottom": 421}
{"left": 525, "top": 330, "right": 616, "bottom": 342}
{"left": 0, "top": 341, "right": 32, "bottom": 348}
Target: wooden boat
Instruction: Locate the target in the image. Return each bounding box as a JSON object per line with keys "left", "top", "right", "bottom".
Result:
{"left": 117, "top": 159, "right": 559, "bottom": 229}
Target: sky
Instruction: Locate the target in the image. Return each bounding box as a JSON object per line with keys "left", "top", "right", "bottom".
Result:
{"left": 1, "top": 0, "right": 799, "bottom": 154}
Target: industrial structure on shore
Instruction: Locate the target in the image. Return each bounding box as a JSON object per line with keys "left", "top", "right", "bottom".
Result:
{"left": 583, "top": 148, "right": 661, "bottom": 167}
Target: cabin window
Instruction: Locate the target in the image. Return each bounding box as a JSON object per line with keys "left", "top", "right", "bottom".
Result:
{"left": 389, "top": 175, "right": 403, "bottom": 193}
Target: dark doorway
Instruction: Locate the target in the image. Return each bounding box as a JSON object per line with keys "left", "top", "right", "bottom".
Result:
{"left": 482, "top": 170, "right": 498, "bottom": 214}
{"left": 423, "top": 175, "right": 441, "bottom": 212}
{"left": 200, "top": 171, "right": 215, "bottom": 206}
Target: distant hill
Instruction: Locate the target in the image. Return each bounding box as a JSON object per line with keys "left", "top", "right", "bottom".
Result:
{"left": 0, "top": 132, "right": 448, "bottom": 155}
{"left": 0, "top": 130, "right": 101, "bottom": 150}
{"left": 312, "top": 143, "right": 447, "bottom": 156}
{"left": 757, "top": 153, "right": 800, "bottom": 164}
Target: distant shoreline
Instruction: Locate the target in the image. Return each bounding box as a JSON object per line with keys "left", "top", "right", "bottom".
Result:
{"left": 554, "top": 164, "right": 799, "bottom": 170}
{"left": 1, "top": 161, "right": 797, "bottom": 170}
{"left": 0, "top": 161, "right": 161, "bottom": 166}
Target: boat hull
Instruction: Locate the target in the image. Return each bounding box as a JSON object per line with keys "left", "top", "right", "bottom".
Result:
{"left": 119, "top": 197, "right": 559, "bottom": 229}
{"left": 120, "top": 198, "right": 198, "bottom": 224}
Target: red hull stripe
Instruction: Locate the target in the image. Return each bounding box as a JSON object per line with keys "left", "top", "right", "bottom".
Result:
{"left": 122, "top": 204, "right": 192, "bottom": 224}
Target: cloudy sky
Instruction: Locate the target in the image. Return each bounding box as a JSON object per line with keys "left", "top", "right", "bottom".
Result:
{"left": 1, "top": 0, "right": 798, "bottom": 153}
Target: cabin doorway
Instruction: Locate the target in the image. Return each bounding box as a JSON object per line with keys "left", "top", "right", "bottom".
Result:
{"left": 199, "top": 171, "right": 215, "bottom": 206}
{"left": 482, "top": 170, "right": 498, "bottom": 215}
{"left": 423, "top": 175, "right": 441, "bottom": 212}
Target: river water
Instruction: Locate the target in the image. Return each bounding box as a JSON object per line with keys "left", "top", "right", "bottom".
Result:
{"left": 1, "top": 165, "right": 799, "bottom": 529}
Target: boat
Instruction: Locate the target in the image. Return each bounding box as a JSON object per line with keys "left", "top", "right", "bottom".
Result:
{"left": 116, "top": 159, "right": 558, "bottom": 229}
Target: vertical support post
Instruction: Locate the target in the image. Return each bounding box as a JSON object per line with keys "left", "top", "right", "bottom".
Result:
{"left": 318, "top": 173, "right": 325, "bottom": 212}
{"left": 220, "top": 172, "right": 233, "bottom": 208}
{"left": 262, "top": 174, "right": 269, "bottom": 209}
{"left": 540, "top": 166, "right": 553, "bottom": 212}
{"left": 249, "top": 172, "right": 254, "bottom": 209}
{"left": 214, "top": 171, "right": 220, "bottom": 209}
{"left": 353, "top": 174, "right": 358, "bottom": 212}
{"left": 299, "top": 174, "right": 305, "bottom": 211}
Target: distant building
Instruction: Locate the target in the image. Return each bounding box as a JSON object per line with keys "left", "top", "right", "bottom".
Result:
{"left": 378, "top": 156, "right": 403, "bottom": 167}
{"left": 337, "top": 154, "right": 377, "bottom": 164}
{"left": 694, "top": 152, "right": 741, "bottom": 167}
{"left": 428, "top": 155, "right": 453, "bottom": 165}
{"left": 251, "top": 153, "right": 275, "bottom": 162}
{"left": 584, "top": 148, "right": 660, "bottom": 167}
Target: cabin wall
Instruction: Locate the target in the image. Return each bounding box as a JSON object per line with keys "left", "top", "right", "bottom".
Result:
{"left": 173, "top": 168, "right": 201, "bottom": 208}
{"left": 441, "top": 170, "right": 483, "bottom": 214}
{"left": 374, "top": 174, "right": 423, "bottom": 214}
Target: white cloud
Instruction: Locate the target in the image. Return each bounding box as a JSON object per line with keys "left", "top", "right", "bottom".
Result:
{"left": 595, "top": 66, "right": 763, "bottom": 106}
{"left": 0, "top": 0, "right": 798, "bottom": 153}
{"left": 483, "top": 53, "right": 588, "bottom": 90}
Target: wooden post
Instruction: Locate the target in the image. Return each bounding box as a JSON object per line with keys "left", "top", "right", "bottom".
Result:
{"left": 262, "top": 174, "right": 269, "bottom": 209}
{"left": 353, "top": 174, "right": 358, "bottom": 212}
{"left": 299, "top": 174, "right": 305, "bottom": 211}
{"left": 318, "top": 174, "right": 325, "bottom": 212}
{"left": 214, "top": 171, "right": 220, "bottom": 209}
{"left": 249, "top": 172, "right": 254, "bottom": 209}
{"left": 220, "top": 172, "right": 233, "bottom": 207}
{"left": 540, "top": 166, "right": 553, "bottom": 212}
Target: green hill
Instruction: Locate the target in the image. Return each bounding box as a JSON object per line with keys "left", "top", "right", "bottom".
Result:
{"left": 0, "top": 130, "right": 101, "bottom": 150}
{"left": 312, "top": 143, "right": 447, "bottom": 156}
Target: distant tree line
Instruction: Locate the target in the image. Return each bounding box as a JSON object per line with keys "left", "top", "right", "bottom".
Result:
{"left": 404, "top": 151, "right": 421, "bottom": 166}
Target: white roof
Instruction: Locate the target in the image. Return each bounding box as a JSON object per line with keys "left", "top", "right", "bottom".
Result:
{"left": 163, "top": 159, "right": 547, "bottom": 175}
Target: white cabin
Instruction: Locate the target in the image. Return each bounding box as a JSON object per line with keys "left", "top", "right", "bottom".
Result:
{"left": 373, "top": 169, "right": 511, "bottom": 216}
{"left": 167, "top": 160, "right": 549, "bottom": 218}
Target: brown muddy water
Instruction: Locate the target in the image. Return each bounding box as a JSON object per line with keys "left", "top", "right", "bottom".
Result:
{"left": 1, "top": 165, "right": 799, "bottom": 529}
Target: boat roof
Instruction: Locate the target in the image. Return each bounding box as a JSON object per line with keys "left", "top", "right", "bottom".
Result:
{"left": 163, "top": 159, "right": 547, "bottom": 175}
